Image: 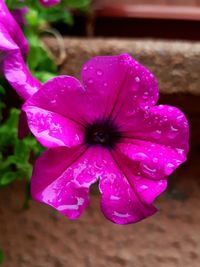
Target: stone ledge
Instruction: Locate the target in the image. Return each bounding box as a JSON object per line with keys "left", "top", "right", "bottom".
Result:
{"left": 44, "top": 37, "right": 200, "bottom": 95}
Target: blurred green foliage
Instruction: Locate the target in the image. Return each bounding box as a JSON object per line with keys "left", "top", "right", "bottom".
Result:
{"left": 0, "top": 250, "right": 4, "bottom": 265}
{"left": 0, "top": 86, "right": 44, "bottom": 187}
{"left": 1, "top": 0, "right": 91, "bottom": 187}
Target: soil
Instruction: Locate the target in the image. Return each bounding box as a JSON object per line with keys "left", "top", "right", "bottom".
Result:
{"left": 0, "top": 146, "right": 200, "bottom": 267}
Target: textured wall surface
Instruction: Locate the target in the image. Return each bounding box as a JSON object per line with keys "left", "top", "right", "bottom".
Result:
{"left": 44, "top": 38, "right": 200, "bottom": 95}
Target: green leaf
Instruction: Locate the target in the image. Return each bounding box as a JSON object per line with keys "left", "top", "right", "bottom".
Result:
{"left": 0, "top": 172, "right": 17, "bottom": 186}
{"left": 64, "top": 0, "right": 90, "bottom": 9}
{"left": 0, "top": 250, "right": 4, "bottom": 265}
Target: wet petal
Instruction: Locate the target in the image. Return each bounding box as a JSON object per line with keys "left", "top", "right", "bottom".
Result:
{"left": 23, "top": 105, "right": 84, "bottom": 148}
{"left": 118, "top": 138, "right": 187, "bottom": 180}
{"left": 31, "top": 146, "right": 101, "bottom": 219}
{"left": 81, "top": 54, "right": 158, "bottom": 119}
{"left": 0, "top": 0, "right": 29, "bottom": 59}
{"left": 99, "top": 149, "right": 157, "bottom": 224}
{"left": 3, "top": 51, "right": 41, "bottom": 100}
{"left": 0, "top": 23, "right": 19, "bottom": 52}
{"left": 23, "top": 75, "right": 95, "bottom": 125}
{"left": 120, "top": 105, "right": 189, "bottom": 153}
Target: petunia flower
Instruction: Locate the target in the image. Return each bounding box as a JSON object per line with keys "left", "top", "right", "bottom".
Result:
{"left": 0, "top": 0, "right": 41, "bottom": 100}
{"left": 23, "top": 54, "right": 189, "bottom": 224}
{"left": 39, "top": 0, "right": 61, "bottom": 7}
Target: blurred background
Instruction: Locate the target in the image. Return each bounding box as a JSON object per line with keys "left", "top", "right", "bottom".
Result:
{"left": 60, "top": 0, "right": 200, "bottom": 40}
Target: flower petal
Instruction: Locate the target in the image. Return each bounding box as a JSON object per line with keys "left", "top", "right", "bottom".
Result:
{"left": 81, "top": 54, "right": 159, "bottom": 119}
{"left": 133, "top": 177, "right": 167, "bottom": 205}
{"left": 23, "top": 76, "right": 92, "bottom": 148}
{"left": 118, "top": 139, "right": 187, "bottom": 180}
{"left": 121, "top": 105, "right": 189, "bottom": 152}
{"left": 3, "top": 51, "right": 41, "bottom": 100}
{"left": 0, "top": 0, "right": 29, "bottom": 59}
{"left": 23, "top": 75, "right": 118, "bottom": 147}
{"left": 31, "top": 146, "right": 101, "bottom": 219}
{"left": 23, "top": 75, "right": 94, "bottom": 125}
{"left": 0, "top": 23, "right": 19, "bottom": 52}
{"left": 22, "top": 105, "right": 84, "bottom": 148}
{"left": 39, "top": 0, "right": 60, "bottom": 7}
{"left": 98, "top": 149, "right": 157, "bottom": 224}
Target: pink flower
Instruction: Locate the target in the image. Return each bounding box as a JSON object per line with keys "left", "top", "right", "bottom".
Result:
{"left": 12, "top": 7, "right": 29, "bottom": 27}
{"left": 39, "top": 0, "right": 61, "bottom": 7}
{"left": 23, "top": 54, "right": 189, "bottom": 224}
{"left": 0, "top": 0, "right": 41, "bottom": 100}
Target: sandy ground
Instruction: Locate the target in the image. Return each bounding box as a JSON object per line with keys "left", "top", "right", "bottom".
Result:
{"left": 0, "top": 146, "right": 200, "bottom": 267}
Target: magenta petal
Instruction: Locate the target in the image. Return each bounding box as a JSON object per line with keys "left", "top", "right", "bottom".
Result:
{"left": 39, "top": 0, "right": 60, "bottom": 7}
{"left": 22, "top": 105, "right": 84, "bottom": 148}
{"left": 22, "top": 76, "right": 91, "bottom": 148}
{"left": 3, "top": 51, "right": 41, "bottom": 100}
{"left": 81, "top": 54, "right": 159, "bottom": 119}
{"left": 134, "top": 177, "right": 167, "bottom": 205}
{"left": 0, "top": 24, "right": 19, "bottom": 52}
{"left": 98, "top": 149, "right": 157, "bottom": 224}
{"left": 18, "top": 110, "right": 30, "bottom": 139}
{"left": 0, "top": 0, "right": 29, "bottom": 59}
{"left": 122, "top": 105, "right": 189, "bottom": 152}
{"left": 12, "top": 7, "right": 29, "bottom": 27}
{"left": 118, "top": 139, "right": 187, "bottom": 180}
{"left": 31, "top": 146, "right": 100, "bottom": 219}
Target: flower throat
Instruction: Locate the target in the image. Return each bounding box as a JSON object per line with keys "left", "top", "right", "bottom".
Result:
{"left": 84, "top": 119, "right": 122, "bottom": 149}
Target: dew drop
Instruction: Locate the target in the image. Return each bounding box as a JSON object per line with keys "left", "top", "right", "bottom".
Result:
{"left": 88, "top": 79, "right": 93, "bottom": 84}
{"left": 103, "top": 82, "right": 108, "bottom": 87}
{"left": 135, "top": 76, "right": 140, "bottom": 82}
{"left": 151, "top": 129, "right": 162, "bottom": 139}
{"left": 168, "top": 125, "right": 178, "bottom": 139}
{"left": 96, "top": 70, "right": 103, "bottom": 76}
{"left": 153, "top": 157, "right": 158, "bottom": 163}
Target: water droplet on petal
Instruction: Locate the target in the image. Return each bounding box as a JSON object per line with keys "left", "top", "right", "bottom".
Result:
{"left": 168, "top": 125, "right": 179, "bottom": 139}
{"left": 140, "top": 184, "right": 148, "bottom": 190}
{"left": 151, "top": 130, "right": 162, "bottom": 139}
{"left": 135, "top": 76, "right": 140, "bottom": 82}
{"left": 96, "top": 70, "right": 103, "bottom": 76}
{"left": 88, "top": 79, "right": 93, "bottom": 84}
{"left": 103, "top": 82, "right": 108, "bottom": 87}
{"left": 153, "top": 157, "right": 158, "bottom": 163}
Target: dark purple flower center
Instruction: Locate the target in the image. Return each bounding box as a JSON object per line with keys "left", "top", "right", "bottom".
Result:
{"left": 84, "top": 119, "right": 121, "bottom": 149}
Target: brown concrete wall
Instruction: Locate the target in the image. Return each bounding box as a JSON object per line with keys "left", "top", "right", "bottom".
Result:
{"left": 44, "top": 37, "right": 200, "bottom": 95}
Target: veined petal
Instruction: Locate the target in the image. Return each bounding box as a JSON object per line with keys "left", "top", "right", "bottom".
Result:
{"left": 81, "top": 54, "right": 159, "bottom": 120}
{"left": 0, "top": 0, "right": 29, "bottom": 59}
{"left": 98, "top": 149, "right": 157, "bottom": 224}
{"left": 22, "top": 105, "right": 84, "bottom": 148}
{"left": 3, "top": 51, "right": 41, "bottom": 100}
{"left": 121, "top": 105, "right": 189, "bottom": 153}
{"left": 0, "top": 23, "right": 19, "bottom": 52}
{"left": 118, "top": 139, "right": 187, "bottom": 180}
{"left": 31, "top": 146, "right": 102, "bottom": 219}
